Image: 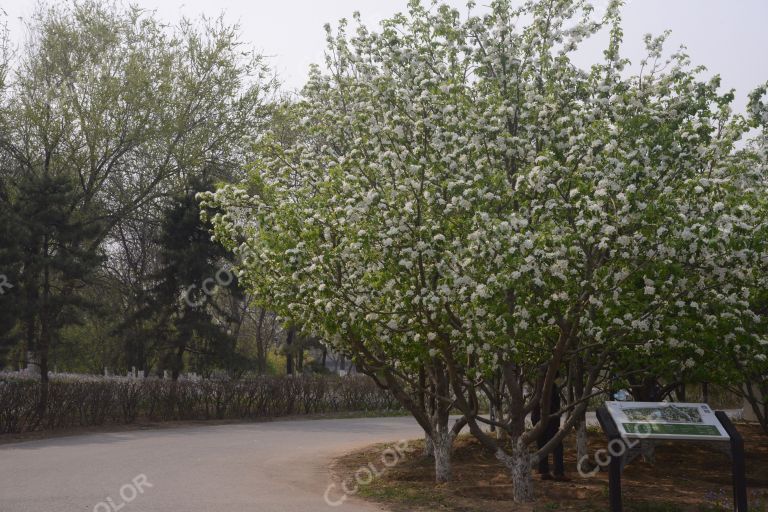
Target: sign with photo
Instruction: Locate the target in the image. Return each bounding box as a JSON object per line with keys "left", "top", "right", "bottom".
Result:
{"left": 604, "top": 401, "right": 730, "bottom": 441}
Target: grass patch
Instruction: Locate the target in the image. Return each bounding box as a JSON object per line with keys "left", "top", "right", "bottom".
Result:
{"left": 358, "top": 479, "right": 449, "bottom": 508}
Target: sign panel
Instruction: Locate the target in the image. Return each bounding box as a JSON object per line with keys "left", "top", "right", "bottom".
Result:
{"left": 604, "top": 401, "right": 730, "bottom": 441}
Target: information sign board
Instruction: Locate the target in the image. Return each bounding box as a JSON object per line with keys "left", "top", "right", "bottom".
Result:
{"left": 604, "top": 401, "right": 730, "bottom": 441}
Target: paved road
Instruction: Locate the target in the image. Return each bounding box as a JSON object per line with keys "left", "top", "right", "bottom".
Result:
{"left": 0, "top": 410, "right": 743, "bottom": 512}
{"left": 0, "top": 417, "right": 427, "bottom": 512}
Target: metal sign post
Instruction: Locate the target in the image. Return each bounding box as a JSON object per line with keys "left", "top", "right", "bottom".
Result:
{"left": 596, "top": 403, "right": 749, "bottom": 512}
{"left": 596, "top": 406, "right": 625, "bottom": 512}
{"left": 715, "top": 411, "right": 749, "bottom": 512}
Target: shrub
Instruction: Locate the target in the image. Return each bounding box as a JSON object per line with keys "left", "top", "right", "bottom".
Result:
{"left": 0, "top": 373, "right": 400, "bottom": 434}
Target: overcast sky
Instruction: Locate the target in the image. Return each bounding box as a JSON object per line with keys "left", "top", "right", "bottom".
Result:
{"left": 3, "top": 0, "right": 767, "bottom": 108}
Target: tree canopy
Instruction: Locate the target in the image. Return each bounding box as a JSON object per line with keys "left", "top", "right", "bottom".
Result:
{"left": 203, "top": 0, "right": 768, "bottom": 500}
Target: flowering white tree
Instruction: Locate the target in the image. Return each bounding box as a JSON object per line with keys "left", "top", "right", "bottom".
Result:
{"left": 701, "top": 83, "right": 768, "bottom": 433}
{"left": 203, "top": 0, "right": 768, "bottom": 502}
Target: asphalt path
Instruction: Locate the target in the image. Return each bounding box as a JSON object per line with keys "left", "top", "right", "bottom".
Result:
{"left": 0, "top": 416, "right": 427, "bottom": 512}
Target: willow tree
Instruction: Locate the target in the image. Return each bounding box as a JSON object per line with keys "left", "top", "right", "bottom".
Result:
{"left": 204, "top": 0, "right": 767, "bottom": 501}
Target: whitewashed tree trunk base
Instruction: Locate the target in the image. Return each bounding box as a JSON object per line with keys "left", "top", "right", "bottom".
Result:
{"left": 640, "top": 441, "right": 657, "bottom": 464}
{"left": 433, "top": 428, "right": 453, "bottom": 483}
{"left": 576, "top": 419, "right": 592, "bottom": 473}
{"left": 496, "top": 439, "right": 534, "bottom": 503}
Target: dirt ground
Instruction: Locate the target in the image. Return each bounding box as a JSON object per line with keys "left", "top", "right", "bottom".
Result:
{"left": 332, "top": 424, "right": 768, "bottom": 512}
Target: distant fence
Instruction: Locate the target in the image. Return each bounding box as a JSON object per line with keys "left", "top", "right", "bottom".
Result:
{"left": 0, "top": 374, "right": 401, "bottom": 434}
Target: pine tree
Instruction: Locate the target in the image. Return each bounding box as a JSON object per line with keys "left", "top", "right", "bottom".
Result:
{"left": 138, "top": 181, "right": 243, "bottom": 379}
{"left": 0, "top": 168, "right": 103, "bottom": 416}
{"left": 0, "top": 176, "right": 23, "bottom": 366}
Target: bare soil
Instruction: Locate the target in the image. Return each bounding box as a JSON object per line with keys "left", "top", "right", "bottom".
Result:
{"left": 333, "top": 424, "right": 768, "bottom": 512}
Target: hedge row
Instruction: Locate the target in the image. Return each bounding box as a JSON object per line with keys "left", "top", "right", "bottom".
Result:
{"left": 0, "top": 374, "right": 402, "bottom": 434}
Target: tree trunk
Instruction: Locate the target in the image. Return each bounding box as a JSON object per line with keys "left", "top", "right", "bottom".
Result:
{"left": 432, "top": 426, "right": 453, "bottom": 483}
{"left": 285, "top": 326, "right": 295, "bottom": 375}
{"left": 297, "top": 345, "right": 304, "bottom": 373}
{"left": 576, "top": 417, "right": 591, "bottom": 473}
{"left": 424, "top": 431, "right": 435, "bottom": 458}
{"left": 38, "top": 332, "right": 50, "bottom": 419}
{"left": 633, "top": 376, "right": 661, "bottom": 401}
{"left": 255, "top": 308, "right": 267, "bottom": 374}
{"left": 572, "top": 357, "right": 591, "bottom": 473}
{"left": 38, "top": 245, "right": 51, "bottom": 418}
{"left": 171, "top": 325, "right": 186, "bottom": 381}
{"left": 24, "top": 308, "right": 37, "bottom": 372}
{"left": 742, "top": 382, "right": 767, "bottom": 434}
{"left": 495, "top": 401, "right": 508, "bottom": 441}
{"left": 497, "top": 438, "right": 534, "bottom": 503}
{"left": 171, "top": 345, "right": 184, "bottom": 380}
{"left": 640, "top": 440, "right": 657, "bottom": 464}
